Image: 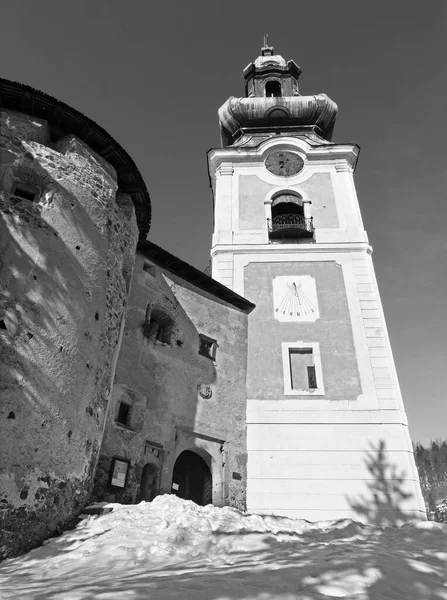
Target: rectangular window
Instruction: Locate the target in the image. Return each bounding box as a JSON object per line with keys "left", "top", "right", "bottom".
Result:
{"left": 289, "top": 349, "right": 315, "bottom": 390}
{"left": 11, "top": 182, "right": 39, "bottom": 202}
{"left": 199, "top": 334, "right": 217, "bottom": 360}
{"left": 282, "top": 342, "right": 324, "bottom": 396}
{"left": 143, "top": 261, "right": 156, "bottom": 277}
{"left": 307, "top": 365, "right": 317, "bottom": 389}
{"left": 116, "top": 402, "right": 131, "bottom": 427}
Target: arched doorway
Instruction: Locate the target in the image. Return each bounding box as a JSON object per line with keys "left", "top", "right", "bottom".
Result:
{"left": 172, "top": 450, "right": 212, "bottom": 506}
{"left": 139, "top": 463, "right": 159, "bottom": 502}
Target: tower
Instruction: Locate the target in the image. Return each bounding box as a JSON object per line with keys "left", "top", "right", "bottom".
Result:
{"left": 207, "top": 42, "right": 426, "bottom": 522}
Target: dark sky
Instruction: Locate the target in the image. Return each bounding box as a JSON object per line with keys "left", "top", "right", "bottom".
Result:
{"left": 2, "top": 1, "right": 446, "bottom": 444}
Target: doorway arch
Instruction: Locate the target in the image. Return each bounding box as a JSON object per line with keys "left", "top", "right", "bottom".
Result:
{"left": 172, "top": 450, "right": 212, "bottom": 506}
{"left": 139, "top": 462, "right": 159, "bottom": 502}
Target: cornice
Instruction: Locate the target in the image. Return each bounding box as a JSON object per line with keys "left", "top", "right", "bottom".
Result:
{"left": 207, "top": 137, "right": 360, "bottom": 173}
{"left": 211, "top": 242, "right": 373, "bottom": 255}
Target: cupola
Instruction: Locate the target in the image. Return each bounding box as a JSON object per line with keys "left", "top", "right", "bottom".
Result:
{"left": 218, "top": 38, "right": 338, "bottom": 146}
{"left": 243, "top": 35, "right": 302, "bottom": 98}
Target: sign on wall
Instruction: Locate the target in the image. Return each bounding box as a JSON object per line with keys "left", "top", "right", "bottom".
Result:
{"left": 272, "top": 275, "right": 319, "bottom": 322}
{"left": 109, "top": 458, "right": 130, "bottom": 489}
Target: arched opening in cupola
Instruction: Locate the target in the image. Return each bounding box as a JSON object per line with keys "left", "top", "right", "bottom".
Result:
{"left": 269, "top": 192, "right": 314, "bottom": 240}
{"left": 265, "top": 80, "right": 282, "bottom": 97}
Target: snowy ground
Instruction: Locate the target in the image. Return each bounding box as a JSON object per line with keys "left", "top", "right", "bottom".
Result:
{"left": 0, "top": 496, "right": 445, "bottom": 600}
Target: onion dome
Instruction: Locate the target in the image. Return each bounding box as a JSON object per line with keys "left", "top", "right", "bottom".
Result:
{"left": 219, "top": 37, "right": 338, "bottom": 146}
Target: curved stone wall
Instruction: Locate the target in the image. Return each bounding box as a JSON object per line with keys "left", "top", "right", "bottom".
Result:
{"left": 0, "top": 110, "right": 139, "bottom": 558}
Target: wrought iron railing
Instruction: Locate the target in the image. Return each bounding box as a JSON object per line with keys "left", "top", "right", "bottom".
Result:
{"left": 267, "top": 214, "right": 314, "bottom": 236}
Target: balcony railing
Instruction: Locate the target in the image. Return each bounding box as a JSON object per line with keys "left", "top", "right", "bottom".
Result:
{"left": 267, "top": 214, "right": 314, "bottom": 240}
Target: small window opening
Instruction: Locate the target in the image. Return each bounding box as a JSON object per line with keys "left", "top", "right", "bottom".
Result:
{"left": 199, "top": 334, "right": 217, "bottom": 360}
{"left": 142, "top": 307, "right": 175, "bottom": 345}
{"left": 153, "top": 318, "right": 171, "bottom": 344}
{"left": 116, "top": 402, "right": 131, "bottom": 427}
{"left": 289, "top": 348, "right": 316, "bottom": 390}
{"left": 265, "top": 81, "right": 282, "bottom": 98}
{"left": 143, "top": 262, "right": 156, "bottom": 277}
{"left": 307, "top": 365, "right": 317, "bottom": 389}
{"left": 12, "top": 182, "right": 39, "bottom": 202}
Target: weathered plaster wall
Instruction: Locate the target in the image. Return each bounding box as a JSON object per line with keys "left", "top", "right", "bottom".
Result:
{"left": 300, "top": 173, "right": 338, "bottom": 229}
{"left": 238, "top": 172, "right": 338, "bottom": 231}
{"left": 239, "top": 175, "right": 270, "bottom": 230}
{"left": 93, "top": 252, "right": 248, "bottom": 510}
{"left": 243, "top": 255, "right": 425, "bottom": 521}
{"left": 245, "top": 260, "right": 361, "bottom": 400}
{"left": 0, "top": 110, "right": 139, "bottom": 558}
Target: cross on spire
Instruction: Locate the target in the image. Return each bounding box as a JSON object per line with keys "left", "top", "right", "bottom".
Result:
{"left": 261, "top": 34, "right": 274, "bottom": 56}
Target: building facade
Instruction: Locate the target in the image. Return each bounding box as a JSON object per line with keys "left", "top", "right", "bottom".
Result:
{"left": 0, "top": 45, "right": 426, "bottom": 558}
{"left": 92, "top": 243, "right": 253, "bottom": 511}
{"left": 208, "top": 42, "right": 426, "bottom": 522}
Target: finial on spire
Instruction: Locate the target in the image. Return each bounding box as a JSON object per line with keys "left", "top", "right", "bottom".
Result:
{"left": 261, "top": 34, "right": 274, "bottom": 56}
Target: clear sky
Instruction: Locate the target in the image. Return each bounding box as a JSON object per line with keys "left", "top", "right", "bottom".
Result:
{"left": 1, "top": 1, "right": 445, "bottom": 445}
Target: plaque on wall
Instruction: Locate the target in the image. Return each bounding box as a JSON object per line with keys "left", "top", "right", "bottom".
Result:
{"left": 265, "top": 151, "right": 304, "bottom": 177}
{"left": 109, "top": 457, "right": 130, "bottom": 489}
{"left": 197, "top": 383, "right": 213, "bottom": 399}
{"left": 272, "top": 275, "right": 319, "bottom": 322}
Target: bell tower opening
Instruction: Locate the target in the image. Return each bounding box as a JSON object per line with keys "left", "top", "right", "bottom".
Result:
{"left": 265, "top": 80, "right": 282, "bottom": 97}
{"left": 269, "top": 193, "right": 313, "bottom": 241}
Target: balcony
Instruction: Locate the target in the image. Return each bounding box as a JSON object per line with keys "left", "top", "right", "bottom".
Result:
{"left": 267, "top": 214, "right": 314, "bottom": 241}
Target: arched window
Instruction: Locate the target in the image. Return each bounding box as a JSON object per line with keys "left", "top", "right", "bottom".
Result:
{"left": 271, "top": 192, "right": 304, "bottom": 219}
{"left": 269, "top": 192, "right": 314, "bottom": 240}
{"left": 265, "top": 80, "right": 282, "bottom": 97}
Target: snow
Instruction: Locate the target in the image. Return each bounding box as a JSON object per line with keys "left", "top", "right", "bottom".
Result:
{"left": 0, "top": 496, "right": 446, "bottom": 600}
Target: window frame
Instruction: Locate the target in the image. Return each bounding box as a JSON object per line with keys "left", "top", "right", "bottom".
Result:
{"left": 11, "top": 181, "right": 40, "bottom": 202}
{"left": 198, "top": 333, "right": 217, "bottom": 361}
{"left": 282, "top": 341, "right": 325, "bottom": 396}
{"left": 116, "top": 401, "right": 132, "bottom": 428}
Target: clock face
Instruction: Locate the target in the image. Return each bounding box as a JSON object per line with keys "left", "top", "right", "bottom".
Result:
{"left": 265, "top": 151, "right": 304, "bottom": 177}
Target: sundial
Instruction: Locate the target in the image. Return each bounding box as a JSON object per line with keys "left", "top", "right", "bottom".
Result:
{"left": 272, "top": 276, "right": 319, "bottom": 322}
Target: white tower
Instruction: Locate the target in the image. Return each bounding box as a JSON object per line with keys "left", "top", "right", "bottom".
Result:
{"left": 207, "top": 41, "right": 425, "bottom": 523}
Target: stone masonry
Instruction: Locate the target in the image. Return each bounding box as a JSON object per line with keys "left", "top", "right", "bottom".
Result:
{"left": 0, "top": 109, "right": 139, "bottom": 558}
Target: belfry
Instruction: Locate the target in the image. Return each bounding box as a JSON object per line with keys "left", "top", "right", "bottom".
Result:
{"left": 207, "top": 41, "right": 425, "bottom": 521}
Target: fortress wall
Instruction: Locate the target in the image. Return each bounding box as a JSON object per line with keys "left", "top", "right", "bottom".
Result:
{"left": 0, "top": 110, "right": 139, "bottom": 558}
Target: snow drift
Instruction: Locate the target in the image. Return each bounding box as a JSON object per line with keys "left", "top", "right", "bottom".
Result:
{"left": 0, "top": 495, "right": 445, "bottom": 599}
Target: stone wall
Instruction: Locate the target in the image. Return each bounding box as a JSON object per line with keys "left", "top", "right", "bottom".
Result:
{"left": 92, "top": 252, "right": 249, "bottom": 511}
{"left": 0, "top": 110, "right": 139, "bottom": 558}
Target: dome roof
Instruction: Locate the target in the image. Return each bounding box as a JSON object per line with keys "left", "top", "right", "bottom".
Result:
{"left": 254, "top": 54, "right": 287, "bottom": 68}
{"left": 219, "top": 94, "right": 338, "bottom": 144}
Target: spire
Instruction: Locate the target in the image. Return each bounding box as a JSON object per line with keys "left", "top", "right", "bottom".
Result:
{"left": 261, "top": 34, "right": 274, "bottom": 56}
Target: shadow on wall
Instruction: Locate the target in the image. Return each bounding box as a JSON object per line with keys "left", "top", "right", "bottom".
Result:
{"left": 93, "top": 265, "right": 222, "bottom": 506}
{"left": 346, "top": 440, "right": 416, "bottom": 527}
{"left": 0, "top": 151, "right": 133, "bottom": 558}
